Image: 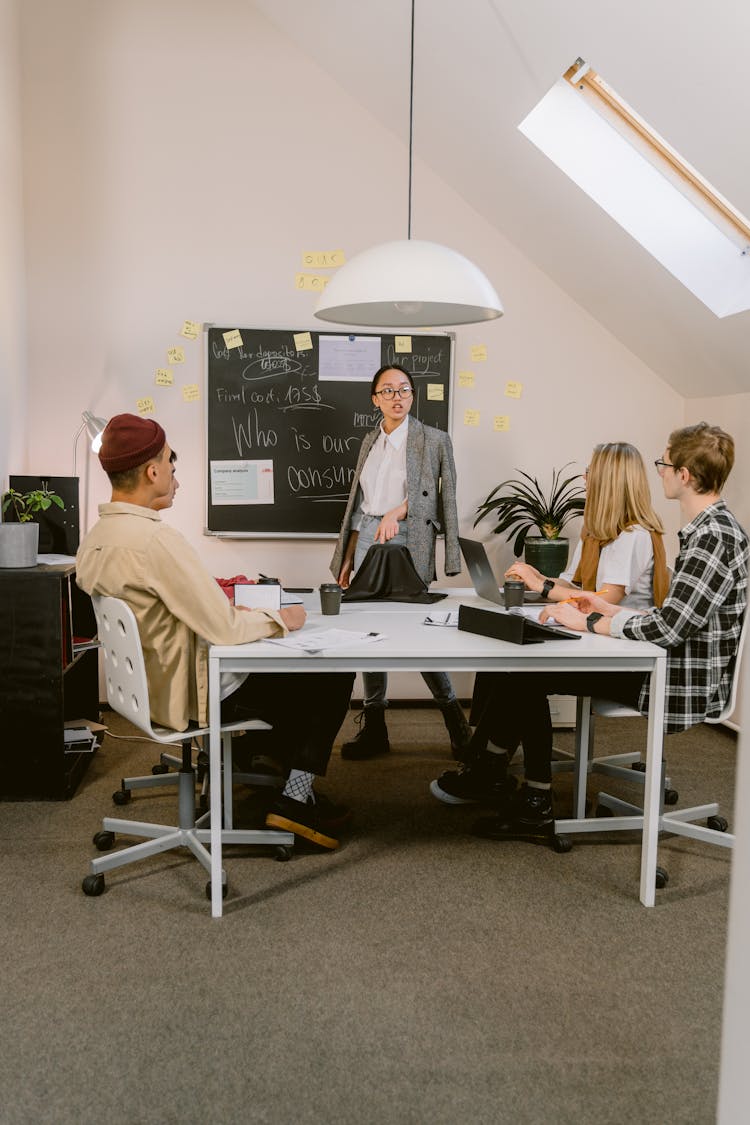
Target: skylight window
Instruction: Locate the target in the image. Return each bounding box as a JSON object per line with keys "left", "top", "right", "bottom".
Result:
{"left": 519, "top": 58, "right": 750, "bottom": 318}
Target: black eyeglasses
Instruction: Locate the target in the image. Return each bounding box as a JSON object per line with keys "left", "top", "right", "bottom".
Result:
{"left": 374, "top": 385, "right": 413, "bottom": 400}
{"left": 654, "top": 459, "right": 674, "bottom": 474}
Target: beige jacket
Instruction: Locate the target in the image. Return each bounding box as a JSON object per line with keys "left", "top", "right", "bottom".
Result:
{"left": 76, "top": 503, "right": 285, "bottom": 730}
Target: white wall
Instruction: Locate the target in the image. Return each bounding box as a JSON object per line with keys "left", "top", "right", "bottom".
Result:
{"left": 16, "top": 0, "right": 685, "bottom": 697}
{"left": 0, "top": 0, "right": 26, "bottom": 486}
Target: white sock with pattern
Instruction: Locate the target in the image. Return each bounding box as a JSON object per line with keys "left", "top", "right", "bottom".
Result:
{"left": 283, "top": 769, "right": 315, "bottom": 803}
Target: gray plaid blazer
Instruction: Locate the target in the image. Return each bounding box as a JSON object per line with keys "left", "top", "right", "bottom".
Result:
{"left": 330, "top": 417, "right": 460, "bottom": 586}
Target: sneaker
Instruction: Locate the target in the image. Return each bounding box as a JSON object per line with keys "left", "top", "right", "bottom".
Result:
{"left": 429, "top": 758, "right": 516, "bottom": 806}
{"left": 265, "top": 794, "right": 340, "bottom": 850}
{"left": 312, "top": 790, "right": 352, "bottom": 831}
{"left": 472, "top": 784, "right": 554, "bottom": 844}
{"left": 340, "top": 708, "right": 390, "bottom": 761}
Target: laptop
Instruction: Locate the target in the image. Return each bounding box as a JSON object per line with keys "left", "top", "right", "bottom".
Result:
{"left": 459, "top": 537, "right": 526, "bottom": 606}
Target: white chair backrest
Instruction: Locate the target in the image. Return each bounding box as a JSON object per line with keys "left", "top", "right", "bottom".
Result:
{"left": 92, "top": 595, "right": 161, "bottom": 740}
{"left": 706, "top": 610, "right": 748, "bottom": 725}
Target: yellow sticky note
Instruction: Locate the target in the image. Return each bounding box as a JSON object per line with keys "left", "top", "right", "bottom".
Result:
{"left": 294, "top": 332, "right": 313, "bottom": 352}
{"left": 222, "top": 330, "right": 243, "bottom": 350}
{"left": 295, "top": 272, "right": 329, "bottom": 291}
{"left": 182, "top": 383, "right": 200, "bottom": 403}
{"left": 302, "top": 249, "right": 346, "bottom": 268}
{"left": 493, "top": 415, "right": 511, "bottom": 432}
{"left": 464, "top": 409, "right": 481, "bottom": 427}
{"left": 155, "top": 368, "right": 174, "bottom": 386}
{"left": 427, "top": 384, "right": 444, "bottom": 401}
{"left": 394, "top": 335, "right": 412, "bottom": 353}
{"left": 470, "top": 345, "right": 488, "bottom": 362}
{"left": 458, "top": 370, "right": 475, "bottom": 388}
{"left": 167, "top": 345, "right": 186, "bottom": 364}
{"left": 180, "top": 320, "right": 201, "bottom": 340}
{"left": 505, "top": 381, "right": 523, "bottom": 399}
{"left": 136, "top": 397, "right": 155, "bottom": 416}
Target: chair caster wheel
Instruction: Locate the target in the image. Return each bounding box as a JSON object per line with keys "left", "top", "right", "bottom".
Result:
{"left": 82, "top": 874, "right": 105, "bottom": 896}
{"left": 274, "top": 846, "right": 293, "bottom": 862}
{"left": 655, "top": 866, "right": 669, "bottom": 889}
{"left": 631, "top": 762, "right": 646, "bottom": 773}
{"left": 205, "top": 881, "right": 228, "bottom": 900}
{"left": 93, "top": 830, "right": 115, "bottom": 851}
{"left": 112, "top": 788, "right": 131, "bottom": 806}
{"left": 553, "top": 835, "right": 572, "bottom": 854}
{"left": 152, "top": 763, "right": 169, "bottom": 775}
{"left": 664, "top": 789, "right": 679, "bottom": 805}
{"left": 707, "top": 815, "right": 728, "bottom": 832}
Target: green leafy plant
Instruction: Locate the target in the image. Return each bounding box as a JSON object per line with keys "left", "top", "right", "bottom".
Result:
{"left": 474, "top": 463, "right": 585, "bottom": 557}
{"left": 2, "top": 485, "right": 66, "bottom": 524}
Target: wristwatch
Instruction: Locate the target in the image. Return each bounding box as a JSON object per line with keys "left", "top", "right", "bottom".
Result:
{"left": 586, "top": 612, "right": 604, "bottom": 633}
{"left": 541, "top": 578, "right": 555, "bottom": 600}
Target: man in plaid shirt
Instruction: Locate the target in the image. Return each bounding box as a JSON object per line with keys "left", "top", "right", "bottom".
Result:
{"left": 431, "top": 423, "right": 747, "bottom": 843}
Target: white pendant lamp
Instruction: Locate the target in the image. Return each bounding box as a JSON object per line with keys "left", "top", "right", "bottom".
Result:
{"left": 315, "top": 1, "right": 503, "bottom": 329}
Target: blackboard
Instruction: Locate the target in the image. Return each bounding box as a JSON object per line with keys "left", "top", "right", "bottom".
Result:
{"left": 205, "top": 327, "right": 453, "bottom": 537}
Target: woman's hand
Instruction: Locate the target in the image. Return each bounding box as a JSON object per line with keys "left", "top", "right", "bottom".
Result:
{"left": 565, "top": 592, "right": 620, "bottom": 617}
{"left": 374, "top": 501, "right": 408, "bottom": 544}
{"left": 338, "top": 559, "right": 354, "bottom": 589}
{"left": 504, "top": 561, "right": 543, "bottom": 591}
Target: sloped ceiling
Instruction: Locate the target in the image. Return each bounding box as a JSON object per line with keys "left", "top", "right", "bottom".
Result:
{"left": 255, "top": 0, "right": 750, "bottom": 398}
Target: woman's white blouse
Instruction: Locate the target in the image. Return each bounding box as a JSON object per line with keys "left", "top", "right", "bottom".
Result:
{"left": 359, "top": 415, "right": 409, "bottom": 517}
{"left": 559, "top": 524, "right": 656, "bottom": 610}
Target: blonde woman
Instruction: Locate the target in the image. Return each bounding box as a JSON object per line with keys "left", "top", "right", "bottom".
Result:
{"left": 506, "top": 442, "right": 669, "bottom": 610}
{"left": 433, "top": 442, "right": 669, "bottom": 808}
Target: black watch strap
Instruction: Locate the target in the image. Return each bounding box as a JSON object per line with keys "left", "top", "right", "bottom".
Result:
{"left": 541, "top": 579, "right": 555, "bottom": 599}
{"left": 586, "top": 612, "right": 604, "bottom": 633}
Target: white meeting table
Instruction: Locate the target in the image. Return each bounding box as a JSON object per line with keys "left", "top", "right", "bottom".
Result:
{"left": 208, "top": 591, "right": 666, "bottom": 917}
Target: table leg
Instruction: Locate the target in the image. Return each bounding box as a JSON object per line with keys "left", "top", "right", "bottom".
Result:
{"left": 208, "top": 654, "right": 223, "bottom": 918}
{"left": 640, "top": 655, "right": 667, "bottom": 906}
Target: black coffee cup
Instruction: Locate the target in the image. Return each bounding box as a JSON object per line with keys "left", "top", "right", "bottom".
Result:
{"left": 319, "top": 583, "right": 342, "bottom": 615}
{"left": 503, "top": 578, "right": 525, "bottom": 608}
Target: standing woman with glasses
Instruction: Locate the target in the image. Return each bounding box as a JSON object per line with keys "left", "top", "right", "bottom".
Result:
{"left": 330, "top": 363, "right": 470, "bottom": 760}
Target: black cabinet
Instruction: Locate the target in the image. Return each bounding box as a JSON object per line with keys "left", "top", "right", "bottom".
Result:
{"left": 0, "top": 564, "right": 100, "bottom": 799}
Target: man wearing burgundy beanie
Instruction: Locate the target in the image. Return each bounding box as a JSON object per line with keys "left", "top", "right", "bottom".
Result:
{"left": 77, "top": 413, "right": 353, "bottom": 851}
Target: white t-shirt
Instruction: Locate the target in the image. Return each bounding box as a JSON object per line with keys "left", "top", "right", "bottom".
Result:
{"left": 560, "top": 525, "right": 656, "bottom": 610}
{"left": 359, "top": 415, "right": 409, "bottom": 517}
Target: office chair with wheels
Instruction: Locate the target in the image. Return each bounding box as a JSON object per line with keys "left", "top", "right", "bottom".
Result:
{"left": 555, "top": 613, "right": 747, "bottom": 876}
{"left": 82, "top": 595, "right": 293, "bottom": 899}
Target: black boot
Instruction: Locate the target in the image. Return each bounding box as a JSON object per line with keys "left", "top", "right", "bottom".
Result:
{"left": 340, "top": 707, "right": 390, "bottom": 760}
{"left": 472, "top": 784, "right": 554, "bottom": 845}
{"left": 440, "top": 698, "right": 472, "bottom": 758}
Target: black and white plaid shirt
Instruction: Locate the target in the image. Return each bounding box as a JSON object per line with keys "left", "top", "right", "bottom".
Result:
{"left": 610, "top": 501, "right": 748, "bottom": 733}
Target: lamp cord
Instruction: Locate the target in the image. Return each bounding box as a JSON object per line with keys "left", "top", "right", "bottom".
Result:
{"left": 407, "top": 0, "right": 415, "bottom": 240}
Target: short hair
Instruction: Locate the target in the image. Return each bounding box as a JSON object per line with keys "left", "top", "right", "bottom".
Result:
{"left": 107, "top": 444, "right": 169, "bottom": 492}
{"left": 667, "top": 423, "right": 734, "bottom": 494}
{"left": 369, "top": 364, "right": 415, "bottom": 397}
{"left": 584, "top": 442, "right": 664, "bottom": 542}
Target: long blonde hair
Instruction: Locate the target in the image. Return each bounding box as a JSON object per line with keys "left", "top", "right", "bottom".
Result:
{"left": 583, "top": 442, "right": 664, "bottom": 543}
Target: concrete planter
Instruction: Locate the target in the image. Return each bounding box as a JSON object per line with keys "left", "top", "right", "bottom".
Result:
{"left": 0, "top": 522, "right": 39, "bottom": 568}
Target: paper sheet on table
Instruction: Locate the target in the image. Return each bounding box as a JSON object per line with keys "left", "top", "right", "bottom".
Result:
{"left": 423, "top": 611, "right": 459, "bottom": 626}
{"left": 509, "top": 605, "right": 557, "bottom": 622}
{"left": 266, "top": 628, "right": 386, "bottom": 654}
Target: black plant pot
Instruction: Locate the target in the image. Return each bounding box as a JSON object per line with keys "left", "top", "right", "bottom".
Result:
{"left": 523, "top": 536, "right": 570, "bottom": 579}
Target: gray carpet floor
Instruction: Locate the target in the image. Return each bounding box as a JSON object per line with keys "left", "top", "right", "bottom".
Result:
{"left": 0, "top": 706, "right": 736, "bottom": 1125}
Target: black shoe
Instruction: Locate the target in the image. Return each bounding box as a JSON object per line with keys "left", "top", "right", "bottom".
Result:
{"left": 472, "top": 784, "right": 554, "bottom": 844}
{"left": 440, "top": 698, "right": 472, "bottom": 758}
{"left": 312, "top": 790, "right": 352, "bottom": 831}
{"left": 265, "top": 795, "right": 340, "bottom": 850}
{"left": 429, "top": 757, "right": 516, "bottom": 806}
{"left": 340, "top": 707, "right": 390, "bottom": 760}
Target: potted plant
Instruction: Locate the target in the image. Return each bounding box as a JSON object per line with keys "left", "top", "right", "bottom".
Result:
{"left": 474, "top": 463, "right": 585, "bottom": 578}
{"left": 1, "top": 485, "right": 66, "bottom": 568}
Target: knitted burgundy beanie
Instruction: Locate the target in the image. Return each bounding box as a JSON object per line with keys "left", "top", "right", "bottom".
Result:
{"left": 98, "top": 413, "right": 166, "bottom": 473}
